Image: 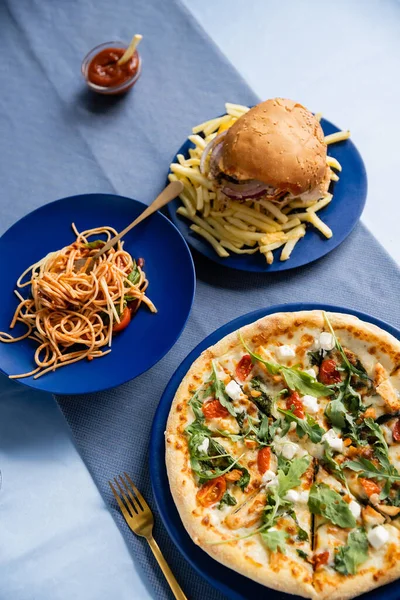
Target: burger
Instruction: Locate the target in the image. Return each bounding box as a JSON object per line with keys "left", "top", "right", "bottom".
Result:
{"left": 200, "top": 98, "right": 330, "bottom": 204}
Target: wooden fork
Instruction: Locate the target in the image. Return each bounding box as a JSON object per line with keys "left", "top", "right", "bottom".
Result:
{"left": 74, "top": 180, "right": 183, "bottom": 272}
{"left": 109, "top": 472, "right": 187, "bottom": 600}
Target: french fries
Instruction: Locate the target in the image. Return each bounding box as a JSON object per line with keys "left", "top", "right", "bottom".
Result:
{"left": 190, "top": 225, "right": 229, "bottom": 257}
{"left": 326, "top": 156, "right": 342, "bottom": 171}
{"left": 330, "top": 170, "right": 339, "bottom": 182}
{"left": 280, "top": 237, "right": 300, "bottom": 261}
{"left": 220, "top": 241, "right": 259, "bottom": 254}
{"left": 258, "top": 199, "right": 288, "bottom": 224}
{"left": 224, "top": 224, "right": 266, "bottom": 242}
{"left": 308, "top": 212, "right": 333, "bottom": 239}
{"left": 306, "top": 194, "right": 332, "bottom": 213}
{"left": 195, "top": 186, "right": 204, "bottom": 211}
{"left": 170, "top": 104, "right": 350, "bottom": 264}
{"left": 324, "top": 130, "right": 350, "bottom": 145}
{"left": 281, "top": 218, "right": 302, "bottom": 230}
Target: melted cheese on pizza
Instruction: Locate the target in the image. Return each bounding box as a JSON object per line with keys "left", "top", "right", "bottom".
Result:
{"left": 166, "top": 311, "right": 400, "bottom": 600}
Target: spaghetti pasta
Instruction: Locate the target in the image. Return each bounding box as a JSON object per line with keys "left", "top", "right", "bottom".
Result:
{"left": 0, "top": 224, "right": 156, "bottom": 379}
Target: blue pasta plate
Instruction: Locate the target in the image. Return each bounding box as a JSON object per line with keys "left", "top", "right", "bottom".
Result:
{"left": 0, "top": 193, "right": 195, "bottom": 395}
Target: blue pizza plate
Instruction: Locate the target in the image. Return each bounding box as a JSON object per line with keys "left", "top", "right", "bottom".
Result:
{"left": 167, "top": 118, "right": 367, "bottom": 272}
{"left": 0, "top": 194, "right": 195, "bottom": 395}
{"left": 150, "top": 303, "right": 400, "bottom": 600}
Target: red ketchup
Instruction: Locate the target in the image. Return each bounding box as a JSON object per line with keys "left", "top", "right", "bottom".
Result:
{"left": 88, "top": 48, "right": 138, "bottom": 88}
{"left": 82, "top": 43, "right": 141, "bottom": 95}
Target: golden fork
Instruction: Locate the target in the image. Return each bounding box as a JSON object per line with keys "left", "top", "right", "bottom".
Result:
{"left": 109, "top": 472, "right": 187, "bottom": 600}
{"left": 74, "top": 181, "right": 183, "bottom": 272}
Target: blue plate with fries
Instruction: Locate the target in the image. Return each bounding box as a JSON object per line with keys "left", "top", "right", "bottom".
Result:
{"left": 167, "top": 114, "right": 367, "bottom": 272}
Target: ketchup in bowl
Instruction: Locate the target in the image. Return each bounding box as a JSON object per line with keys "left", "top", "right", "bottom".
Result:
{"left": 82, "top": 41, "right": 142, "bottom": 95}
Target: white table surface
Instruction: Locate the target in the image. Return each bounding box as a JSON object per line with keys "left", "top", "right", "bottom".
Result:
{"left": 1, "top": 1, "right": 400, "bottom": 599}
{"left": 0, "top": 374, "right": 151, "bottom": 600}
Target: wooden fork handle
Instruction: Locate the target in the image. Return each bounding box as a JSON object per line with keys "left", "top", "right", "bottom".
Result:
{"left": 91, "top": 181, "right": 183, "bottom": 261}
{"left": 147, "top": 535, "right": 188, "bottom": 600}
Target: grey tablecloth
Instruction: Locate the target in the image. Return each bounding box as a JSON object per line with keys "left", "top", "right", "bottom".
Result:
{"left": 1, "top": 0, "right": 400, "bottom": 599}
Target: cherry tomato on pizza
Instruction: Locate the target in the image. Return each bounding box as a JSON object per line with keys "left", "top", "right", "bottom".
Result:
{"left": 196, "top": 476, "right": 226, "bottom": 507}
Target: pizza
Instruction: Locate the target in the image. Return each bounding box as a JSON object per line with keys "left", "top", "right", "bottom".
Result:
{"left": 165, "top": 310, "right": 400, "bottom": 599}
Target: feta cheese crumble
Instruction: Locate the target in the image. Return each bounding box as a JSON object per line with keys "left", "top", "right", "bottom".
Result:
{"left": 281, "top": 442, "right": 299, "bottom": 459}
{"left": 277, "top": 345, "right": 296, "bottom": 360}
{"left": 284, "top": 489, "right": 299, "bottom": 502}
{"left": 266, "top": 475, "right": 280, "bottom": 489}
{"left": 322, "top": 429, "right": 344, "bottom": 453}
{"left": 304, "top": 368, "right": 317, "bottom": 378}
{"left": 348, "top": 500, "right": 361, "bottom": 519}
{"left": 302, "top": 395, "right": 319, "bottom": 414}
{"left": 298, "top": 490, "right": 310, "bottom": 503}
{"left": 319, "top": 332, "right": 335, "bottom": 351}
{"left": 225, "top": 379, "right": 242, "bottom": 401}
{"left": 197, "top": 438, "right": 209, "bottom": 454}
{"left": 367, "top": 525, "right": 389, "bottom": 549}
{"left": 261, "top": 469, "right": 276, "bottom": 484}
{"left": 273, "top": 437, "right": 301, "bottom": 460}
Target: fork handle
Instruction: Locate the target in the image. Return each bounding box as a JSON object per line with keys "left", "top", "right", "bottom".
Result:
{"left": 91, "top": 181, "right": 183, "bottom": 261}
{"left": 147, "top": 535, "right": 188, "bottom": 600}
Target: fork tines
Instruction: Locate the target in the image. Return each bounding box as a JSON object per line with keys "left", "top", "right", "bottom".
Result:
{"left": 109, "top": 472, "right": 148, "bottom": 519}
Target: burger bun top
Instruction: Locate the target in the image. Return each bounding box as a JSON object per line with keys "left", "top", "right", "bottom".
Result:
{"left": 221, "top": 98, "right": 327, "bottom": 196}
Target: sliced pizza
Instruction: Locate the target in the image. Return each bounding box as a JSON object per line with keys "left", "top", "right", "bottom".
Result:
{"left": 165, "top": 310, "right": 400, "bottom": 599}
{"left": 312, "top": 465, "right": 400, "bottom": 599}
